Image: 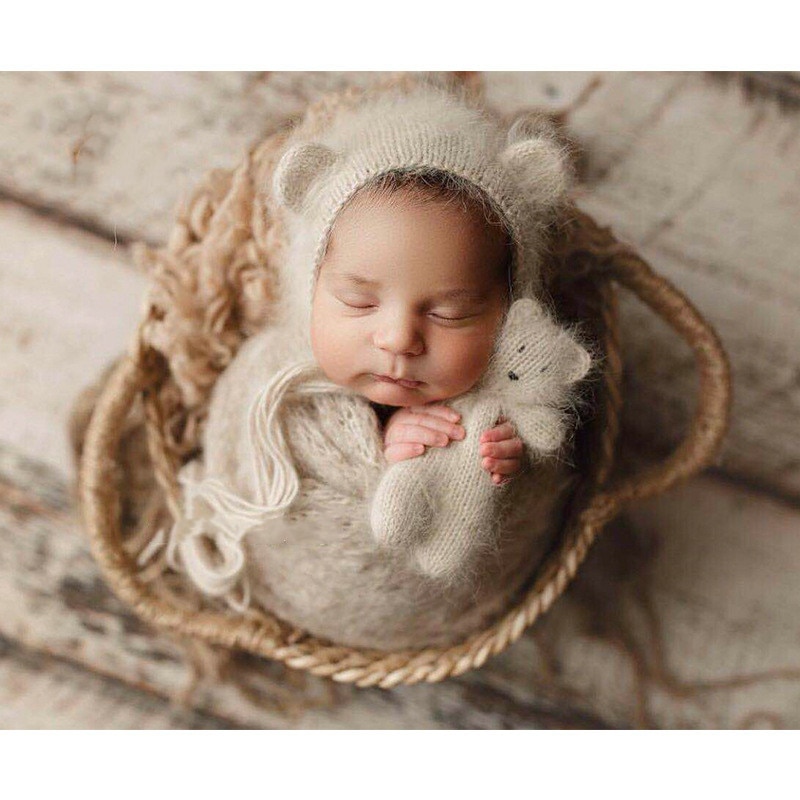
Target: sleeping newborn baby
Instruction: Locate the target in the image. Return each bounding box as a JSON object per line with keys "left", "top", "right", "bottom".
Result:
{"left": 311, "top": 170, "right": 524, "bottom": 487}
{"left": 167, "top": 78, "right": 591, "bottom": 650}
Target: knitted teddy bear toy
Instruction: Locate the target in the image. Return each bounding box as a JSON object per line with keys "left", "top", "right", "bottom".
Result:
{"left": 370, "top": 296, "right": 592, "bottom": 583}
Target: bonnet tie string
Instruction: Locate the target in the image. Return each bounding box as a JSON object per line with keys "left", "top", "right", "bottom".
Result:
{"left": 162, "top": 359, "right": 349, "bottom": 608}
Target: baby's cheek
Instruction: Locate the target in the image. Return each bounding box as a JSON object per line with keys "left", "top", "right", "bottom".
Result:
{"left": 311, "top": 309, "right": 360, "bottom": 387}
{"left": 320, "top": 337, "right": 360, "bottom": 385}
{"left": 435, "top": 332, "right": 496, "bottom": 392}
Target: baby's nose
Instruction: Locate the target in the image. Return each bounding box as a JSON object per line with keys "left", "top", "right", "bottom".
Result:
{"left": 374, "top": 322, "right": 424, "bottom": 356}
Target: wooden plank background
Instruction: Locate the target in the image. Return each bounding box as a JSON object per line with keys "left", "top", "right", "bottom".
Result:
{"left": 1, "top": 71, "right": 799, "bottom": 728}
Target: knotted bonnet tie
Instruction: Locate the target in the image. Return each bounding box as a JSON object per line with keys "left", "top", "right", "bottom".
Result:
{"left": 159, "top": 360, "right": 356, "bottom": 608}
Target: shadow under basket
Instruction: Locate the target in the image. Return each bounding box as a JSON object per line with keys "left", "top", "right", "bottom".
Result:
{"left": 78, "top": 209, "right": 731, "bottom": 690}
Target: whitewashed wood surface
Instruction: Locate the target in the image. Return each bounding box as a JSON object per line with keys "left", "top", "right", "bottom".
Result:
{"left": 1, "top": 71, "right": 799, "bottom": 728}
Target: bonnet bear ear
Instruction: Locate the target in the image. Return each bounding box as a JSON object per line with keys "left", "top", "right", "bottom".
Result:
{"left": 272, "top": 142, "right": 341, "bottom": 212}
{"left": 499, "top": 112, "right": 571, "bottom": 206}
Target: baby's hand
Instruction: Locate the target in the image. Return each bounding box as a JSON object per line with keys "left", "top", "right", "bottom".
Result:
{"left": 383, "top": 404, "right": 466, "bottom": 464}
{"left": 480, "top": 416, "right": 525, "bottom": 486}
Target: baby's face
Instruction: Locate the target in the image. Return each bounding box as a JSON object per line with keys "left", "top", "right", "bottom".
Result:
{"left": 310, "top": 188, "right": 510, "bottom": 407}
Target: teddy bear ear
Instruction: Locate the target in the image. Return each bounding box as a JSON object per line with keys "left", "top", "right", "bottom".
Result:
{"left": 505, "top": 297, "right": 546, "bottom": 328}
{"left": 272, "top": 142, "right": 341, "bottom": 212}
{"left": 500, "top": 112, "right": 571, "bottom": 206}
{"left": 562, "top": 335, "right": 592, "bottom": 383}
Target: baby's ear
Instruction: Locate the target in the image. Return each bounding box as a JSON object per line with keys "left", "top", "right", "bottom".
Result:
{"left": 499, "top": 112, "right": 572, "bottom": 207}
{"left": 272, "top": 142, "right": 341, "bottom": 212}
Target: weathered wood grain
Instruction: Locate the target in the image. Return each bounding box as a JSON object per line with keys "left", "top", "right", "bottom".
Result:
{"left": 0, "top": 635, "right": 233, "bottom": 729}
{"left": 0, "top": 200, "right": 146, "bottom": 475}
{"left": 2, "top": 71, "right": 798, "bottom": 497}
{"left": 483, "top": 71, "right": 800, "bottom": 498}
{"left": 2, "top": 73, "right": 800, "bottom": 728}
{"left": 491, "top": 467, "right": 800, "bottom": 729}
{"left": 574, "top": 73, "right": 800, "bottom": 498}
{"left": 0, "top": 71, "right": 380, "bottom": 245}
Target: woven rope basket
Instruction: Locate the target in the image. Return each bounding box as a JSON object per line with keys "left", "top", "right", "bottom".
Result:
{"left": 77, "top": 86, "right": 731, "bottom": 690}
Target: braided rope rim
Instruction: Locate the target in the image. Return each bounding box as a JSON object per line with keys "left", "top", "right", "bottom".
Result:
{"left": 79, "top": 212, "right": 731, "bottom": 688}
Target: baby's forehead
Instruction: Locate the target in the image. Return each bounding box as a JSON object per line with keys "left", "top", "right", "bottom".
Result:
{"left": 317, "top": 199, "right": 511, "bottom": 305}
{"left": 325, "top": 186, "right": 512, "bottom": 263}
{"left": 336, "top": 182, "right": 487, "bottom": 227}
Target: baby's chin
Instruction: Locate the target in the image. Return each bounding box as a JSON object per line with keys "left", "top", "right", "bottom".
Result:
{"left": 361, "top": 378, "right": 430, "bottom": 407}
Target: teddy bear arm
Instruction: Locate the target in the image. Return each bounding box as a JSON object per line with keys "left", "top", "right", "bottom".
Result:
{"left": 369, "top": 458, "right": 436, "bottom": 551}
{"left": 412, "top": 404, "right": 500, "bottom": 582}
{"left": 413, "top": 501, "right": 493, "bottom": 584}
{"left": 511, "top": 405, "right": 567, "bottom": 456}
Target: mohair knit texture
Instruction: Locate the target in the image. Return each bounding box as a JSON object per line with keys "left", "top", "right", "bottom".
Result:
{"left": 164, "top": 80, "right": 591, "bottom": 649}
{"left": 271, "top": 81, "right": 571, "bottom": 342}
{"left": 370, "top": 298, "right": 591, "bottom": 584}
{"left": 193, "top": 323, "right": 580, "bottom": 649}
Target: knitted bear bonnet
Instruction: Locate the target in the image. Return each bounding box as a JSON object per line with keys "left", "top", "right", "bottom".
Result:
{"left": 271, "top": 80, "right": 572, "bottom": 348}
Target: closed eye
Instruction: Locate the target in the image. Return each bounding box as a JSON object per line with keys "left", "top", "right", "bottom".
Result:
{"left": 429, "top": 312, "right": 475, "bottom": 322}
{"left": 337, "top": 298, "right": 376, "bottom": 310}
{"left": 337, "top": 297, "right": 474, "bottom": 322}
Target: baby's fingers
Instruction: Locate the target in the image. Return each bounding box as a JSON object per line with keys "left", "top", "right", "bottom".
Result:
{"left": 479, "top": 436, "right": 524, "bottom": 460}
{"left": 386, "top": 423, "right": 451, "bottom": 449}
{"left": 480, "top": 421, "right": 516, "bottom": 443}
{"left": 386, "top": 417, "right": 464, "bottom": 446}
{"left": 408, "top": 404, "right": 461, "bottom": 423}
{"left": 384, "top": 442, "right": 426, "bottom": 464}
{"left": 482, "top": 456, "right": 522, "bottom": 476}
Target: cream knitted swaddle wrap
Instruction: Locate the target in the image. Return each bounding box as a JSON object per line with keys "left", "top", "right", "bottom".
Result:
{"left": 163, "top": 79, "right": 591, "bottom": 649}
{"left": 189, "top": 321, "right": 582, "bottom": 650}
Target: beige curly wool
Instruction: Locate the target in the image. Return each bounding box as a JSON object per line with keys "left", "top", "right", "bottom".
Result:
{"left": 161, "top": 76, "right": 589, "bottom": 650}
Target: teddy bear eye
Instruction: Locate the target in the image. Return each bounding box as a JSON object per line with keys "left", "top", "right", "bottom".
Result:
{"left": 517, "top": 345, "right": 526, "bottom": 353}
{"left": 508, "top": 371, "right": 519, "bottom": 381}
